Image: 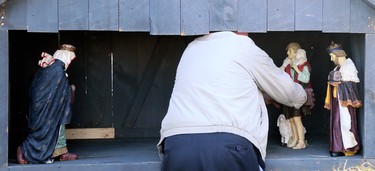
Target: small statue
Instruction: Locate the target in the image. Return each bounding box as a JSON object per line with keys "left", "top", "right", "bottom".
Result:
{"left": 277, "top": 114, "right": 292, "bottom": 147}
{"left": 324, "top": 42, "right": 362, "bottom": 157}
{"left": 280, "top": 42, "right": 313, "bottom": 149}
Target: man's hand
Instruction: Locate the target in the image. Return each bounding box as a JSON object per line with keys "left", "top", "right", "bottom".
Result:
{"left": 263, "top": 92, "right": 281, "bottom": 109}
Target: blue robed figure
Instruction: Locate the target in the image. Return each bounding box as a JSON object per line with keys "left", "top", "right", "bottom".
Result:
{"left": 17, "top": 44, "right": 78, "bottom": 164}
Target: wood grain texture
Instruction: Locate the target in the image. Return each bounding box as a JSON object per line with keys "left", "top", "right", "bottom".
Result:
{"left": 27, "top": 0, "right": 58, "bottom": 32}
{"left": 295, "top": 0, "right": 322, "bottom": 31}
{"left": 363, "top": 33, "right": 375, "bottom": 158}
{"left": 59, "top": 0, "right": 89, "bottom": 30}
{"left": 0, "top": 30, "right": 8, "bottom": 167}
{"left": 66, "top": 128, "right": 115, "bottom": 139}
{"left": 88, "top": 0, "right": 118, "bottom": 31}
{"left": 181, "top": 0, "right": 209, "bottom": 35}
{"left": 150, "top": 0, "right": 180, "bottom": 35}
{"left": 322, "top": 0, "right": 350, "bottom": 33}
{"left": 267, "top": 0, "right": 294, "bottom": 31}
{"left": 119, "top": 0, "right": 149, "bottom": 31}
{"left": 209, "top": 0, "right": 237, "bottom": 31}
{"left": 350, "top": 0, "right": 375, "bottom": 33}
{"left": 1, "top": 0, "right": 26, "bottom": 30}
{"left": 238, "top": 0, "right": 267, "bottom": 33}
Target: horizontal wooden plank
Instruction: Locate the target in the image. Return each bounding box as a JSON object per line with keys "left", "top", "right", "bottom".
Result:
{"left": 66, "top": 128, "right": 115, "bottom": 139}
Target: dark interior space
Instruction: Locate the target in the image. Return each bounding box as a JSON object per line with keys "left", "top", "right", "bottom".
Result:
{"left": 8, "top": 31, "right": 365, "bottom": 162}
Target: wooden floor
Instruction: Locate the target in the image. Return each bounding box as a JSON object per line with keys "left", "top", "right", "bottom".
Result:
{"left": 5, "top": 134, "right": 375, "bottom": 171}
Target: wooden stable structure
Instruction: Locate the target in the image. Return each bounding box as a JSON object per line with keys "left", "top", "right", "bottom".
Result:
{"left": 1, "top": 0, "right": 375, "bottom": 170}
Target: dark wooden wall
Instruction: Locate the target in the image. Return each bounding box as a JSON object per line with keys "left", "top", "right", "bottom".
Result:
{"left": 1, "top": 0, "right": 375, "bottom": 34}
{"left": 7, "top": 31, "right": 362, "bottom": 140}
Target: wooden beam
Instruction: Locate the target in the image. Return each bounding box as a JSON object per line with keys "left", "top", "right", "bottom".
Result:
{"left": 0, "top": 30, "right": 8, "bottom": 167}
{"left": 363, "top": 33, "right": 375, "bottom": 158}
{"left": 66, "top": 128, "right": 115, "bottom": 139}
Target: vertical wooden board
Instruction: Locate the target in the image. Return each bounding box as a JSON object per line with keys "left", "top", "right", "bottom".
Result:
{"left": 119, "top": 0, "right": 150, "bottom": 32}
{"left": 59, "top": 0, "right": 89, "bottom": 30}
{"left": 322, "top": 0, "right": 350, "bottom": 33}
{"left": 27, "top": 0, "right": 58, "bottom": 32}
{"left": 150, "top": 0, "right": 180, "bottom": 35}
{"left": 209, "top": 0, "right": 237, "bottom": 31}
{"left": 1, "top": 0, "right": 27, "bottom": 30}
{"left": 295, "top": 0, "right": 323, "bottom": 31}
{"left": 89, "top": 0, "right": 118, "bottom": 31}
{"left": 364, "top": 33, "right": 375, "bottom": 158}
{"left": 0, "top": 30, "right": 8, "bottom": 167}
{"left": 181, "top": 0, "right": 209, "bottom": 35}
{"left": 237, "top": 0, "right": 267, "bottom": 33}
{"left": 350, "top": 0, "right": 375, "bottom": 33}
{"left": 267, "top": 0, "right": 294, "bottom": 31}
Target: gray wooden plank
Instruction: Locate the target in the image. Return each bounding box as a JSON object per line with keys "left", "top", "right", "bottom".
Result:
{"left": 59, "top": 0, "right": 89, "bottom": 30}
{"left": 150, "top": 0, "right": 180, "bottom": 35}
{"left": 0, "top": 0, "right": 26, "bottom": 30}
{"left": 350, "top": 0, "right": 375, "bottom": 33}
{"left": 363, "top": 0, "right": 375, "bottom": 8}
{"left": 119, "top": 0, "right": 149, "bottom": 32}
{"left": 27, "top": 0, "right": 58, "bottom": 32}
{"left": 88, "top": 0, "right": 118, "bottom": 31}
{"left": 364, "top": 33, "right": 375, "bottom": 158}
{"left": 237, "top": 0, "right": 267, "bottom": 33}
{"left": 209, "top": 0, "right": 237, "bottom": 31}
{"left": 181, "top": 0, "right": 209, "bottom": 35}
{"left": 295, "top": 0, "right": 322, "bottom": 31}
{"left": 267, "top": 0, "right": 294, "bottom": 31}
{"left": 0, "top": 30, "right": 8, "bottom": 167}
{"left": 322, "top": 0, "right": 350, "bottom": 33}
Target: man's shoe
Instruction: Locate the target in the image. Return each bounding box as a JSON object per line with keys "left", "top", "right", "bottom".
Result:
{"left": 17, "top": 146, "right": 28, "bottom": 164}
{"left": 59, "top": 152, "right": 78, "bottom": 161}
